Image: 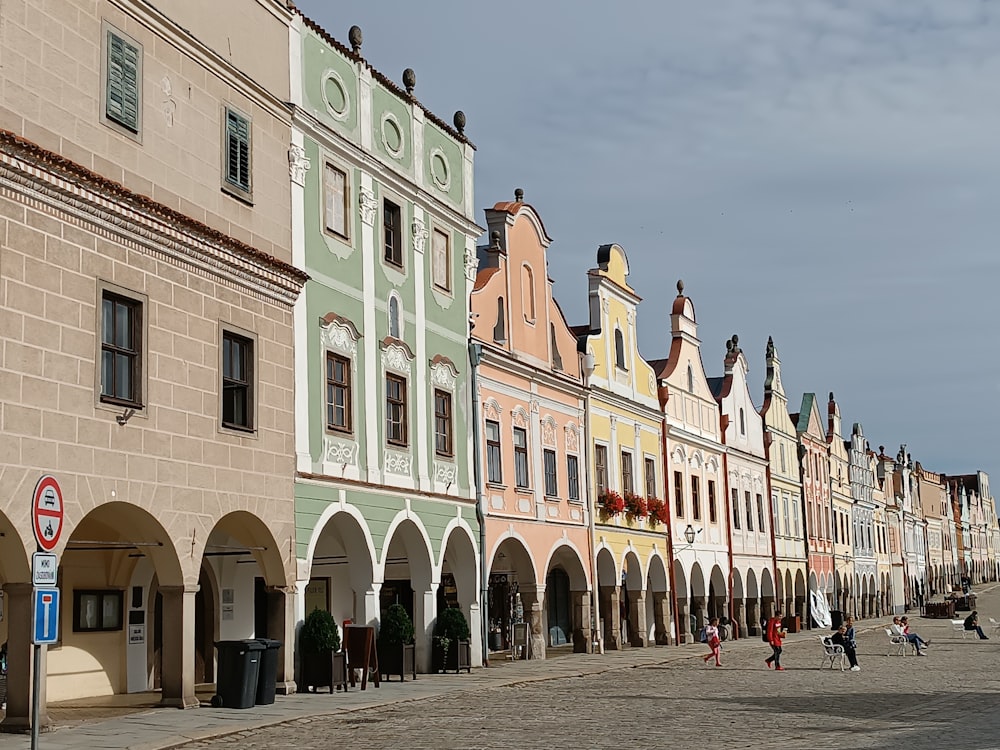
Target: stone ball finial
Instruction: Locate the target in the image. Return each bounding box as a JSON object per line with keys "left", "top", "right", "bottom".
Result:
{"left": 879, "top": 445, "right": 885, "bottom": 455}
{"left": 453, "top": 110, "right": 466, "bottom": 134}
{"left": 726, "top": 338, "right": 734, "bottom": 352}
{"left": 490, "top": 229, "right": 501, "bottom": 247}
{"left": 348, "top": 25, "right": 363, "bottom": 53}
{"left": 829, "top": 391, "right": 835, "bottom": 401}
{"left": 732, "top": 334, "right": 739, "bottom": 347}
{"left": 676, "top": 279, "right": 685, "bottom": 295}
{"left": 403, "top": 68, "right": 416, "bottom": 94}
{"left": 514, "top": 188, "right": 524, "bottom": 202}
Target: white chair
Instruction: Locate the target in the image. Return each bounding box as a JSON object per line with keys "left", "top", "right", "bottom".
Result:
{"left": 820, "top": 636, "right": 847, "bottom": 671}
{"left": 989, "top": 617, "right": 1000, "bottom": 637}
{"left": 952, "top": 619, "right": 975, "bottom": 639}
{"left": 885, "top": 628, "right": 908, "bottom": 656}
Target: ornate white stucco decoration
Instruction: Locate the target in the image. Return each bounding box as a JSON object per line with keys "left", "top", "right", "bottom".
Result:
{"left": 483, "top": 399, "right": 501, "bottom": 422}
{"left": 511, "top": 407, "right": 528, "bottom": 429}
{"left": 609, "top": 414, "right": 618, "bottom": 427}
{"left": 634, "top": 423, "right": 642, "bottom": 440}
{"left": 565, "top": 424, "right": 580, "bottom": 453}
{"left": 288, "top": 143, "right": 311, "bottom": 186}
{"left": 601, "top": 297, "right": 610, "bottom": 314}
{"left": 464, "top": 246, "right": 479, "bottom": 281}
{"left": 541, "top": 417, "right": 557, "bottom": 448}
{"left": 648, "top": 374, "right": 657, "bottom": 395}
{"left": 627, "top": 309, "right": 636, "bottom": 325}
{"left": 359, "top": 187, "right": 377, "bottom": 226}
{"left": 729, "top": 469, "right": 740, "bottom": 482}
{"left": 381, "top": 342, "right": 413, "bottom": 374}
{"left": 753, "top": 475, "right": 765, "bottom": 491}
{"left": 429, "top": 357, "right": 458, "bottom": 390}
{"left": 530, "top": 398, "right": 540, "bottom": 414}
{"left": 320, "top": 317, "right": 359, "bottom": 356}
{"left": 435, "top": 461, "right": 458, "bottom": 486}
{"left": 672, "top": 445, "right": 686, "bottom": 465}
{"left": 411, "top": 217, "right": 428, "bottom": 253}
{"left": 690, "top": 450, "right": 704, "bottom": 468}
{"left": 323, "top": 436, "right": 358, "bottom": 466}
{"left": 161, "top": 77, "right": 176, "bottom": 127}
{"left": 384, "top": 449, "right": 412, "bottom": 476}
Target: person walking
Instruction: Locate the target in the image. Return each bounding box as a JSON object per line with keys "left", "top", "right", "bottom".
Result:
{"left": 964, "top": 611, "right": 989, "bottom": 640}
{"left": 764, "top": 610, "right": 787, "bottom": 671}
{"left": 702, "top": 617, "right": 722, "bottom": 666}
{"left": 831, "top": 624, "right": 861, "bottom": 671}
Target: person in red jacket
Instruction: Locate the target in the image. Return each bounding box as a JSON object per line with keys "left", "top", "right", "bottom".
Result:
{"left": 764, "top": 609, "right": 787, "bottom": 671}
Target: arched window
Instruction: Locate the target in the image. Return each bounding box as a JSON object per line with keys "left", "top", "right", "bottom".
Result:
{"left": 687, "top": 364, "right": 694, "bottom": 392}
{"left": 388, "top": 295, "right": 401, "bottom": 338}
{"left": 522, "top": 264, "right": 536, "bottom": 323}
{"left": 614, "top": 328, "right": 626, "bottom": 370}
{"left": 739, "top": 408, "right": 746, "bottom": 435}
{"left": 493, "top": 297, "right": 506, "bottom": 343}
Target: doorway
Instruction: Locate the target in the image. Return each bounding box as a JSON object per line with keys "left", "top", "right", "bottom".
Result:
{"left": 546, "top": 568, "right": 571, "bottom": 646}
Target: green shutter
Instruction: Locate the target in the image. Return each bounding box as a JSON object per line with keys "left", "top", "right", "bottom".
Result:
{"left": 225, "top": 109, "right": 251, "bottom": 192}
{"left": 106, "top": 32, "right": 139, "bottom": 132}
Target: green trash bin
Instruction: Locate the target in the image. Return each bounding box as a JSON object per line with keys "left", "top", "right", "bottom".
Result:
{"left": 255, "top": 639, "right": 282, "bottom": 706}
{"left": 212, "top": 640, "right": 265, "bottom": 709}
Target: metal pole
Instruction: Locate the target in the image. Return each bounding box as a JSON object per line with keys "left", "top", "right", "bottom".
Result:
{"left": 30, "top": 644, "right": 41, "bottom": 750}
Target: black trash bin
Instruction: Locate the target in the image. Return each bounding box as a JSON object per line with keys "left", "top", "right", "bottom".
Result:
{"left": 255, "top": 639, "right": 283, "bottom": 706}
{"left": 830, "top": 610, "right": 845, "bottom": 629}
{"left": 212, "top": 640, "right": 265, "bottom": 709}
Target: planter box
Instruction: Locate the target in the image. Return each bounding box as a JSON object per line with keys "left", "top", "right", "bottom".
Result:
{"left": 378, "top": 642, "right": 416, "bottom": 682}
{"left": 433, "top": 639, "right": 471, "bottom": 674}
{"left": 782, "top": 615, "right": 801, "bottom": 634}
{"left": 300, "top": 650, "right": 348, "bottom": 693}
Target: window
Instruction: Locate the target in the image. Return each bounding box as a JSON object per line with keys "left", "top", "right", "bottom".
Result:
{"left": 792, "top": 498, "right": 800, "bottom": 536}
{"left": 614, "top": 328, "right": 627, "bottom": 370}
{"left": 691, "top": 476, "right": 701, "bottom": 520}
{"left": 522, "top": 265, "right": 536, "bottom": 322}
{"left": 739, "top": 408, "right": 745, "bottom": 435}
{"left": 385, "top": 373, "right": 407, "bottom": 446}
{"left": 324, "top": 163, "right": 348, "bottom": 238}
{"left": 383, "top": 199, "right": 402, "bottom": 267}
{"left": 224, "top": 107, "right": 252, "bottom": 197}
{"left": 544, "top": 449, "right": 558, "bottom": 497}
{"left": 687, "top": 364, "right": 694, "bottom": 392}
{"left": 432, "top": 228, "right": 450, "bottom": 291}
{"left": 493, "top": 298, "right": 506, "bottom": 343}
{"left": 513, "top": 427, "right": 529, "bottom": 489}
{"left": 783, "top": 494, "right": 790, "bottom": 536}
{"left": 745, "top": 490, "right": 754, "bottom": 531}
{"left": 100, "top": 292, "right": 142, "bottom": 407}
{"left": 326, "top": 353, "right": 351, "bottom": 433}
{"left": 434, "top": 389, "right": 452, "bottom": 457}
{"left": 485, "top": 420, "right": 502, "bottom": 484}
{"left": 708, "top": 480, "right": 717, "bottom": 523}
{"left": 732, "top": 488, "right": 741, "bottom": 529}
{"left": 388, "top": 295, "right": 401, "bottom": 339}
{"left": 551, "top": 324, "right": 563, "bottom": 370}
{"left": 780, "top": 443, "right": 787, "bottom": 473}
{"left": 595, "top": 445, "right": 608, "bottom": 495}
{"left": 644, "top": 457, "right": 656, "bottom": 498}
{"left": 621, "top": 451, "right": 634, "bottom": 495}
{"left": 74, "top": 590, "right": 123, "bottom": 632}
{"left": 222, "top": 331, "right": 253, "bottom": 431}
{"left": 567, "top": 455, "right": 580, "bottom": 501}
{"left": 756, "top": 493, "right": 765, "bottom": 531}
{"left": 105, "top": 29, "right": 140, "bottom": 133}
{"left": 772, "top": 492, "right": 780, "bottom": 535}
{"left": 674, "top": 471, "right": 684, "bottom": 517}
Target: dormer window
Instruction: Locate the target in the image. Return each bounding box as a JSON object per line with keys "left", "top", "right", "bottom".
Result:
{"left": 614, "top": 328, "right": 627, "bottom": 370}
{"left": 493, "top": 297, "right": 506, "bottom": 343}
{"left": 687, "top": 364, "right": 694, "bottom": 392}
{"left": 551, "top": 324, "right": 563, "bottom": 370}
{"left": 522, "top": 264, "right": 536, "bottom": 323}
{"left": 739, "top": 408, "right": 746, "bottom": 435}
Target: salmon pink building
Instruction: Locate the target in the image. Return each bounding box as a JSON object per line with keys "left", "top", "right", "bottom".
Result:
{"left": 470, "top": 192, "right": 593, "bottom": 659}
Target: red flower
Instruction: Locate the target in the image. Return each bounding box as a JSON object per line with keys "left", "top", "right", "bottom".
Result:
{"left": 598, "top": 490, "right": 625, "bottom": 515}
{"left": 624, "top": 492, "right": 648, "bottom": 519}
{"left": 646, "top": 497, "right": 670, "bottom": 526}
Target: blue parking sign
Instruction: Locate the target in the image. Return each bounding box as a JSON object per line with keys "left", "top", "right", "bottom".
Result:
{"left": 33, "top": 588, "right": 59, "bottom": 645}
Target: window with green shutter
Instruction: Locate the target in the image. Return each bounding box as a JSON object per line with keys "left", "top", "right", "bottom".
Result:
{"left": 224, "top": 108, "right": 251, "bottom": 195}
{"left": 105, "top": 31, "right": 140, "bottom": 132}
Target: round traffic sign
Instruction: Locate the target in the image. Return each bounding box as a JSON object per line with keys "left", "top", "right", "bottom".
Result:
{"left": 32, "top": 475, "right": 64, "bottom": 552}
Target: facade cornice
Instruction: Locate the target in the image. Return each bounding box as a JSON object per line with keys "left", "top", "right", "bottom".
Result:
{"left": 296, "top": 472, "right": 475, "bottom": 503}
{"left": 0, "top": 135, "right": 307, "bottom": 305}
{"left": 665, "top": 423, "right": 726, "bottom": 456}
{"left": 590, "top": 388, "right": 663, "bottom": 427}
{"left": 477, "top": 345, "right": 586, "bottom": 398}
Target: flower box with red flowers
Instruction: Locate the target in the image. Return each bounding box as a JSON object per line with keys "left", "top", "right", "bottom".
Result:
{"left": 623, "top": 492, "right": 648, "bottom": 519}
{"left": 646, "top": 496, "right": 670, "bottom": 526}
{"left": 597, "top": 490, "right": 625, "bottom": 516}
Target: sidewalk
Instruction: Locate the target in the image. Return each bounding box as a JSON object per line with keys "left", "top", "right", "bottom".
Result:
{"left": 3, "top": 587, "right": 995, "bottom": 750}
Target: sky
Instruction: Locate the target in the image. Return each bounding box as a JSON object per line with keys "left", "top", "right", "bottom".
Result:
{"left": 297, "top": 0, "right": 1000, "bottom": 484}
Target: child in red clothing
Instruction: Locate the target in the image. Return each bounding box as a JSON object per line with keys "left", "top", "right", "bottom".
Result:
{"left": 702, "top": 617, "right": 723, "bottom": 666}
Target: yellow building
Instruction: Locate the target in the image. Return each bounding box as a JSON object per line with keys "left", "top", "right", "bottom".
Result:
{"left": 575, "top": 245, "right": 670, "bottom": 649}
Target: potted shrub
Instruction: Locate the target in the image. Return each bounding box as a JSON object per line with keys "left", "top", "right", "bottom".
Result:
{"left": 433, "top": 606, "right": 472, "bottom": 674}
{"left": 378, "top": 603, "right": 416, "bottom": 681}
{"left": 298, "top": 608, "right": 346, "bottom": 693}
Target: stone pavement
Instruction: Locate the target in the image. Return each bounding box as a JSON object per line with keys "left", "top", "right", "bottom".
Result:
{"left": 3, "top": 585, "right": 998, "bottom": 750}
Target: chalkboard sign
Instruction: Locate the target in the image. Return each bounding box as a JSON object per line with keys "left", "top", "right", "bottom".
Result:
{"left": 344, "top": 625, "right": 380, "bottom": 690}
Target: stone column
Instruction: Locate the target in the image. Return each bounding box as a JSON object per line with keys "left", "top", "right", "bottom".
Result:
{"left": 266, "top": 585, "right": 297, "bottom": 695}
{"left": 159, "top": 585, "right": 199, "bottom": 709}
{"left": 571, "top": 590, "right": 592, "bottom": 653}
{"left": 362, "top": 584, "right": 382, "bottom": 628}
{"left": 413, "top": 585, "right": 438, "bottom": 673}
{"left": 629, "top": 592, "right": 647, "bottom": 647}
{"left": 652, "top": 592, "right": 671, "bottom": 645}
{"left": 760, "top": 596, "right": 775, "bottom": 631}
{"left": 745, "top": 598, "right": 758, "bottom": 636}
{"left": 692, "top": 596, "right": 707, "bottom": 634}
{"left": 731, "top": 598, "right": 745, "bottom": 640}
{"left": 519, "top": 585, "right": 546, "bottom": 659}
{"left": 600, "top": 585, "right": 621, "bottom": 650}
{"left": 467, "top": 602, "right": 483, "bottom": 667}
{"left": 0, "top": 584, "right": 46, "bottom": 733}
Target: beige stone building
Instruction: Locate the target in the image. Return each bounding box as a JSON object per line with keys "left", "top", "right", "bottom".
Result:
{"left": 0, "top": 0, "right": 304, "bottom": 729}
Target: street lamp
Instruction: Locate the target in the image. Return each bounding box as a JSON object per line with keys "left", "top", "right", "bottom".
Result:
{"left": 684, "top": 524, "right": 697, "bottom": 545}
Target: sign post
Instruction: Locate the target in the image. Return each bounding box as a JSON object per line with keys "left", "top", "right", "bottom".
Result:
{"left": 30, "top": 475, "right": 63, "bottom": 750}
